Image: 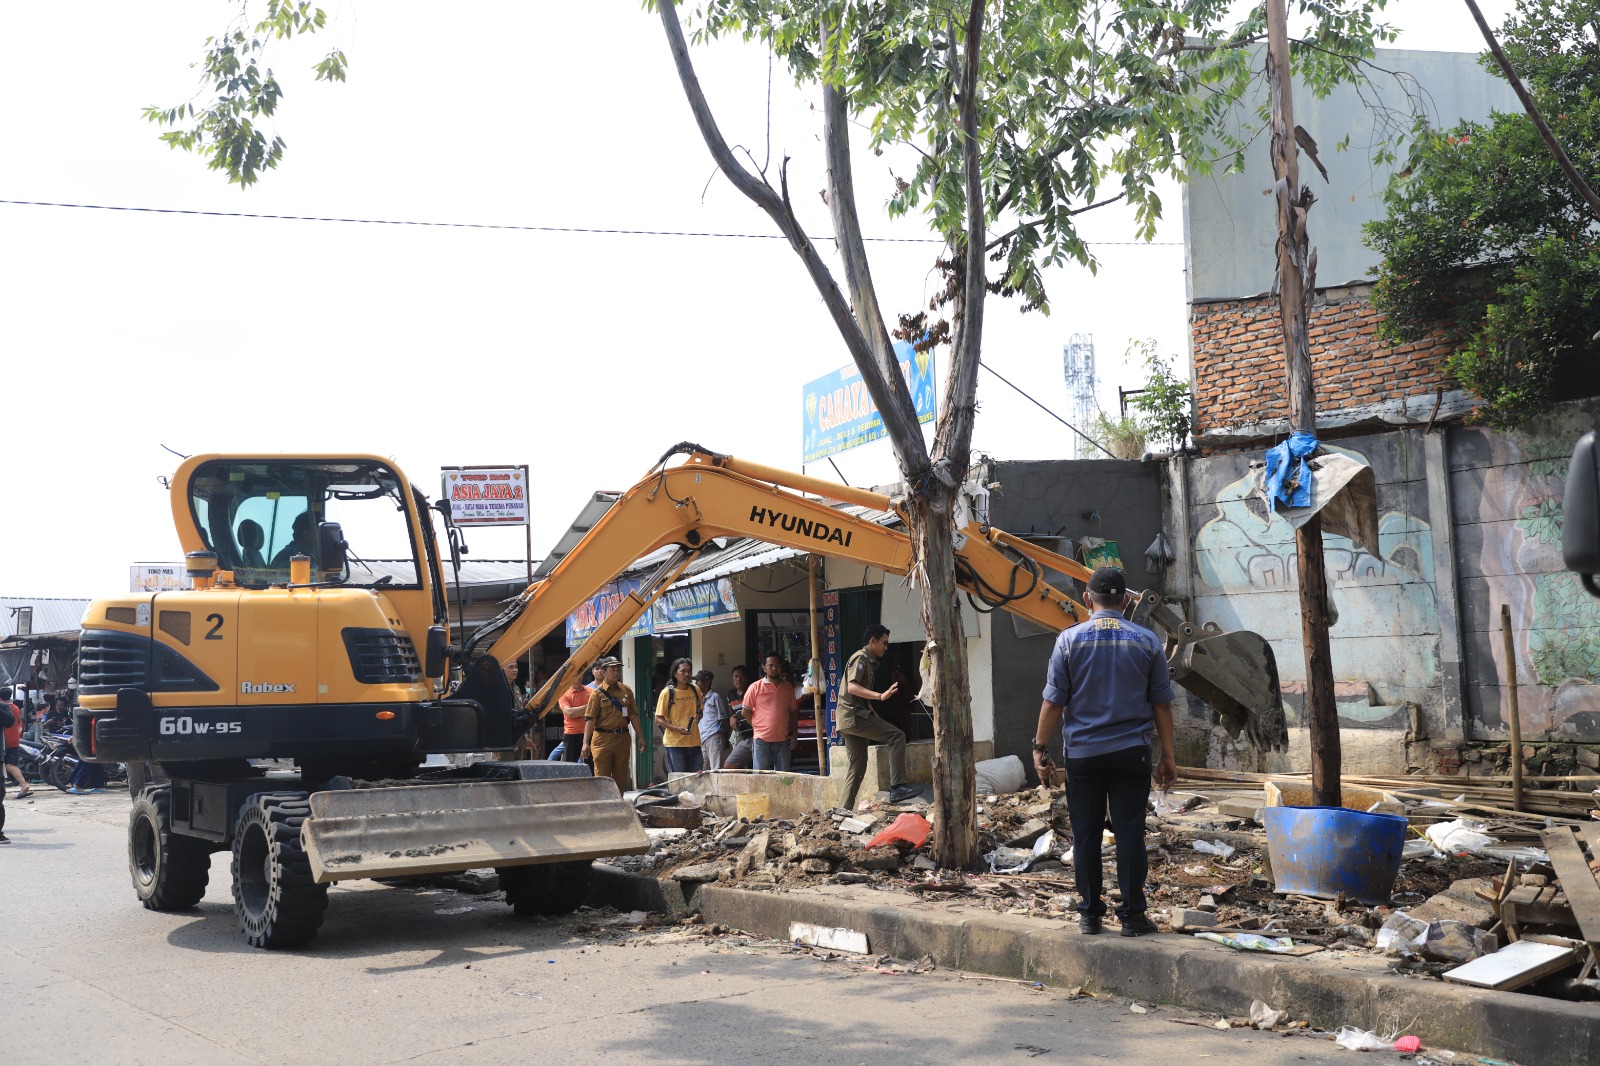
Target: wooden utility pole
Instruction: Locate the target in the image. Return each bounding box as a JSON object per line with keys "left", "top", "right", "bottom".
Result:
{"left": 1266, "top": 0, "right": 1341, "bottom": 808}
{"left": 1500, "top": 604, "right": 1525, "bottom": 812}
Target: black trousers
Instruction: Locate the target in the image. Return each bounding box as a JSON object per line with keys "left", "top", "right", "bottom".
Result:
{"left": 1065, "top": 743, "right": 1151, "bottom": 919}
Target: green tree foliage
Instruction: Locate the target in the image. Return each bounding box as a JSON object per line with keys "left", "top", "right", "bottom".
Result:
{"left": 1125, "top": 338, "right": 1193, "bottom": 452}
{"left": 143, "top": 1, "right": 346, "bottom": 187}
{"left": 686, "top": 0, "right": 1397, "bottom": 318}
{"left": 1365, "top": 0, "right": 1600, "bottom": 428}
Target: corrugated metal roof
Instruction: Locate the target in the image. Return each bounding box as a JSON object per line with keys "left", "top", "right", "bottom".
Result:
{"left": 2, "top": 598, "right": 91, "bottom": 639}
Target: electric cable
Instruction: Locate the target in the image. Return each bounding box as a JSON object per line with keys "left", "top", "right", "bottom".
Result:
{"left": 979, "top": 359, "right": 1117, "bottom": 459}
{"left": 0, "top": 198, "right": 1183, "bottom": 246}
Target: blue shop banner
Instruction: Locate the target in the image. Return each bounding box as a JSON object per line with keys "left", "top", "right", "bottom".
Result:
{"left": 652, "top": 577, "right": 739, "bottom": 631}
{"left": 822, "top": 590, "right": 841, "bottom": 741}
{"left": 566, "top": 576, "right": 654, "bottom": 647}
{"left": 802, "top": 340, "right": 935, "bottom": 464}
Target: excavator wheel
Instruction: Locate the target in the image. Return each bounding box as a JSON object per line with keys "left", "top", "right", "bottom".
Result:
{"left": 129, "top": 785, "right": 212, "bottom": 911}
{"left": 496, "top": 860, "right": 594, "bottom": 919}
{"left": 232, "top": 792, "right": 329, "bottom": 949}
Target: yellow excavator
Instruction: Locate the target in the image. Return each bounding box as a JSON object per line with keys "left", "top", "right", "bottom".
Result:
{"left": 76, "top": 443, "right": 1283, "bottom": 949}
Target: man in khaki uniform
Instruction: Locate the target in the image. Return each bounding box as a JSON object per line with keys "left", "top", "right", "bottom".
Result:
{"left": 837, "top": 625, "right": 921, "bottom": 809}
{"left": 582, "top": 656, "right": 640, "bottom": 793}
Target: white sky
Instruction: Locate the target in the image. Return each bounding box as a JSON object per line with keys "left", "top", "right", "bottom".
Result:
{"left": 0, "top": 0, "right": 1509, "bottom": 598}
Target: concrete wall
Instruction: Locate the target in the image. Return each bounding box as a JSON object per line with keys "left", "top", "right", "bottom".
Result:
{"left": 1183, "top": 47, "right": 1516, "bottom": 302}
{"left": 1168, "top": 401, "right": 1600, "bottom": 771}
{"left": 1449, "top": 401, "right": 1600, "bottom": 741}
{"left": 985, "top": 459, "right": 1166, "bottom": 762}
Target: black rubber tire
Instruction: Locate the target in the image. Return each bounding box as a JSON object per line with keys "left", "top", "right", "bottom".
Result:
{"left": 46, "top": 755, "right": 76, "bottom": 791}
{"left": 231, "top": 792, "right": 329, "bottom": 949}
{"left": 128, "top": 786, "right": 213, "bottom": 911}
{"left": 496, "top": 860, "right": 594, "bottom": 919}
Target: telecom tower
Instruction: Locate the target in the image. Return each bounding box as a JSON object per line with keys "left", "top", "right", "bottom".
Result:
{"left": 1062, "top": 333, "right": 1097, "bottom": 459}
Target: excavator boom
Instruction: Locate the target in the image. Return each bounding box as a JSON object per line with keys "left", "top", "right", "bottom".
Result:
{"left": 482, "top": 446, "right": 1285, "bottom": 750}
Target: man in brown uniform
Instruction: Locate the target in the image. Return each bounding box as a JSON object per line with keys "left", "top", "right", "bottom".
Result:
{"left": 838, "top": 625, "right": 921, "bottom": 809}
{"left": 582, "top": 656, "right": 640, "bottom": 793}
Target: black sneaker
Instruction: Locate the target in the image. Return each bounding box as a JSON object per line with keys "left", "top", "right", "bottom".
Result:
{"left": 1119, "top": 914, "right": 1157, "bottom": 938}
{"left": 1078, "top": 914, "right": 1103, "bottom": 935}
{"left": 885, "top": 783, "right": 922, "bottom": 803}
{"left": 0, "top": 834, "right": 11, "bottom": 844}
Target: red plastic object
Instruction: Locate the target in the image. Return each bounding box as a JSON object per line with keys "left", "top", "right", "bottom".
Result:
{"left": 1394, "top": 1036, "right": 1421, "bottom": 1054}
{"left": 867, "top": 813, "right": 931, "bottom": 849}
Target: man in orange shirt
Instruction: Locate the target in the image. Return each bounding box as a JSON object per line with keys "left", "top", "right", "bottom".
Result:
{"left": 555, "top": 673, "right": 592, "bottom": 762}
{"left": 742, "top": 654, "right": 798, "bottom": 772}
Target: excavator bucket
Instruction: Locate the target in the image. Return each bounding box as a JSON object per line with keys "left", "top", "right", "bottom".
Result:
{"left": 301, "top": 776, "right": 649, "bottom": 884}
{"left": 1168, "top": 628, "right": 1288, "bottom": 752}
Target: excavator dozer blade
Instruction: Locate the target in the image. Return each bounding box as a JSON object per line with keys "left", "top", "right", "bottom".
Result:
{"left": 302, "top": 776, "right": 649, "bottom": 884}
{"left": 1169, "top": 629, "right": 1289, "bottom": 752}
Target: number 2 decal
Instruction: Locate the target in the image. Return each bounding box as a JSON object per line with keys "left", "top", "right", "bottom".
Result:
{"left": 205, "top": 613, "right": 224, "bottom": 640}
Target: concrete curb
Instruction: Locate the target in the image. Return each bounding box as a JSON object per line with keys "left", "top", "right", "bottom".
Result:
{"left": 591, "top": 866, "right": 1598, "bottom": 1066}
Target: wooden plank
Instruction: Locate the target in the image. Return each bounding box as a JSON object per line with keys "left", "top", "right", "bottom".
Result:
{"left": 1539, "top": 827, "right": 1600, "bottom": 950}
{"left": 1443, "top": 938, "right": 1580, "bottom": 990}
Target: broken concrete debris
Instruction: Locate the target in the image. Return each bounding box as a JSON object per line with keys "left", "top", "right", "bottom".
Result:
{"left": 596, "top": 773, "right": 1600, "bottom": 1001}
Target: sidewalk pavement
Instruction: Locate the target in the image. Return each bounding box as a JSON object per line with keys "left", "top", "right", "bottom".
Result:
{"left": 592, "top": 864, "right": 1600, "bottom": 1066}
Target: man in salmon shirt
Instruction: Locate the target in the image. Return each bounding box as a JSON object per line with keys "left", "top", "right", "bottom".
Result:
{"left": 555, "top": 673, "right": 592, "bottom": 762}
{"left": 0, "top": 686, "right": 27, "bottom": 798}
{"left": 742, "top": 654, "right": 798, "bottom": 772}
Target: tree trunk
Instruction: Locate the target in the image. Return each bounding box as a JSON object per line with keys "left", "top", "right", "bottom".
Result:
{"left": 909, "top": 485, "right": 977, "bottom": 868}
{"left": 1267, "top": 0, "right": 1340, "bottom": 808}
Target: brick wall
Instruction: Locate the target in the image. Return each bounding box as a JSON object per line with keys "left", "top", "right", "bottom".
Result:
{"left": 1190, "top": 286, "right": 1457, "bottom": 434}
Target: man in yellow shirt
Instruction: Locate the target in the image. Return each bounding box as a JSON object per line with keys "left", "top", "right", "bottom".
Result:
{"left": 582, "top": 657, "right": 640, "bottom": 793}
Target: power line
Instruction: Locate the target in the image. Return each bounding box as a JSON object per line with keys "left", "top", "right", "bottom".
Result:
{"left": 979, "top": 358, "right": 1116, "bottom": 459}
{"left": 0, "top": 198, "right": 1183, "bottom": 246}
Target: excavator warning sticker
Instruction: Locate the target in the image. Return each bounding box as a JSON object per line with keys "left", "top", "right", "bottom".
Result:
{"left": 441, "top": 466, "right": 529, "bottom": 527}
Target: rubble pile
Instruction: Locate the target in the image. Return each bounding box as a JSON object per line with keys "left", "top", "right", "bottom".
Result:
{"left": 600, "top": 776, "right": 1600, "bottom": 999}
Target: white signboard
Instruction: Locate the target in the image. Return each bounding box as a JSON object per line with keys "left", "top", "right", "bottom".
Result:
{"left": 441, "top": 466, "right": 530, "bottom": 527}
{"left": 131, "top": 563, "right": 191, "bottom": 593}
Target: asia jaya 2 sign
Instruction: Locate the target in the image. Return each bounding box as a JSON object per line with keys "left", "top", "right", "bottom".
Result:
{"left": 566, "top": 576, "right": 739, "bottom": 647}
{"left": 441, "top": 466, "right": 529, "bottom": 526}
{"left": 802, "top": 340, "right": 935, "bottom": 464}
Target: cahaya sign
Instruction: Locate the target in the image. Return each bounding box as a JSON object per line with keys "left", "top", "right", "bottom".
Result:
{"left": 802, "top": 340, "right": 935, "bottom": 463}
{"left": 441, "top": 466, "right": 529, "bottom": 527}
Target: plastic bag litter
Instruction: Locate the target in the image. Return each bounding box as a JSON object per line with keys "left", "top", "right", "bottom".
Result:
{"left": 1420, "top": 921, "right": 1496, "bottom": 964}
{"left": 1402, "top": 838, "right": 1440, "bottom": 860}
{"left": 973, "top": 755, "right": 1027, "bottom": 795}
{"left": 1423, "top": 819, "right": 1493, "bottom": 856}
{"left": 1249, "top": 1000, "right": 1287, "bottom": 1030}
{"left": 1395, "top": 1036, "right": 1422, "bottom": 1054}
{"left": 985, "top": 847, "right": 1036, "bottom": 873}
{"left": 1151, "top": 790, "right": 1201, "bottom": 817}
{"left": 1424, "top": 819, "right": 1548, "bottom": 864}
{"left": 1194, "top": 839, "right": 1236, "bottom": 860}
{"left": 1193, "top": 931, "right": 1297, "bottom": 953}
{"left": 1032, "top": 830, "right": 1056, "bottom": 859}
{"left": 867, "top": 813, "right": 931, "bottom": 850}
{"left": 1377, "top": 911, "right": 1428, "bottom": 956}
{"left": 1333, "top": 1027, "right": 1390, "bottom": 1052}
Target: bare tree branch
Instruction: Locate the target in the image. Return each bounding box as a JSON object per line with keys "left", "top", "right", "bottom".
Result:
{"left": 1463, "top": 0, "right": 1600, "bottom": 222}
{"left": 654, "top": 0, "right": 930, "bottom": 470}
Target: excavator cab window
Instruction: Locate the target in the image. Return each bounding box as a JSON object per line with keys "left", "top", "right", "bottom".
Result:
{"left": 188, "top": 459, "right": 421, "bottom": 589}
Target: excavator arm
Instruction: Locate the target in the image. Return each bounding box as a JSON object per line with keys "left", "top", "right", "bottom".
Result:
{"left": 476, "top": 445, "right": 1286, "bottom": 751}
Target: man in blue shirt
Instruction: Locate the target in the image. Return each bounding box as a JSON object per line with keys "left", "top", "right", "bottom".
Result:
{"left": 1033, "top": 567, "right": 1177, "bottom": 937}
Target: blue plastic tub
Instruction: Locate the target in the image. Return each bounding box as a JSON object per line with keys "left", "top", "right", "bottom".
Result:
{"left": 1260, "top": 805, "right": 1408, "bottom": 905}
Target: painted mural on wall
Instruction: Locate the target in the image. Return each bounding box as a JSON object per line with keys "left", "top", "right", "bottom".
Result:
{"left": 1457, "top": 418, "right": 1600, "bottom": 741}
{"left": 1189, "top": 440, "right": 1441, "bottom": 724}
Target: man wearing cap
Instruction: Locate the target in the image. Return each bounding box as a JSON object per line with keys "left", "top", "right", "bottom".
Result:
{"left": 837, "top": 625, "right": 921, "bottom": 808}
{"left": 582, "top": 657, "right": 641, "bottom": 793}
{"left": 1033, "top": 567, "right": 1176, "bottom": 938}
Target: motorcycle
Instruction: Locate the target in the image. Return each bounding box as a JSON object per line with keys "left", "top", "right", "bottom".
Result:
{"left": 34, "top": 732, "right": 126, "bottom": 792}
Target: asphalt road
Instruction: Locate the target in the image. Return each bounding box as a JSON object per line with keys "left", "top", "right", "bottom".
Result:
{"left": 2, "top": 788, "right": 1428, "bottom": 1065}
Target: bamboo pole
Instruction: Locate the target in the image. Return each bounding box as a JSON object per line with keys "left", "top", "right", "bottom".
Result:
{"left": 809, "top": 555, "right": 828, "bottom": 774}
{"left": 1501, "top": 604, "right": 1525, "bottom": 812}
